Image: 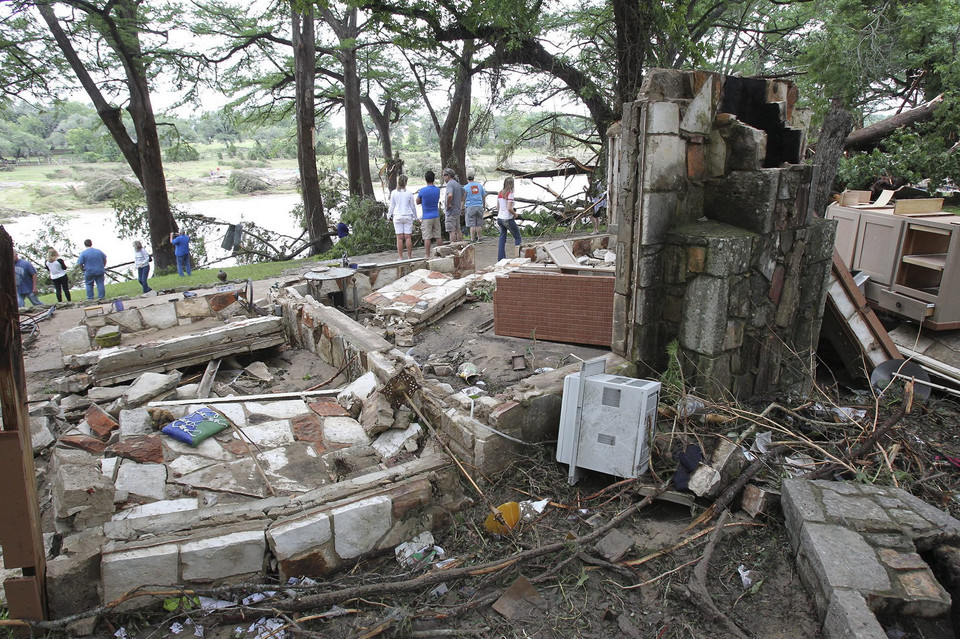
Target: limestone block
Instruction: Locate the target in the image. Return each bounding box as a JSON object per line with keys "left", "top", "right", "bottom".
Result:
{"left": 119, "top": 408, "right": 153, "bottom": 439}
{"left": 822, "top": 589, "right": 886, "bottom": 639}
{"left": 705, "top": 134, "right": 727, "bottom": 178}
{"left": 426, "top": 256, "right": 454, "bottom": 273}
{"left": 53, "top": 464, "right": 116, "bottom": 527}
{"left": 238, "top": 420, "right": 295, "bottom": 448}
{"left": 703, "top": 231, "right": 755, "bottom": 277}
{"left": 174, "top": 296, "right": 212, "bottom": 319}
{"left": 801, "top": 522, "right": 890, "bottom": 600}
{"left": 332, "top": 495, "right": 392, "bottom": 559}
{"left": 101, "top": 457, "right": 119, "bottom": 480}
{"left": 115, "top": 461, "right": 167, "bottom": 502}
{"left": 646, "top": 101, "right": 680, "bottom": 134}
{"left": 360, "top": 392, "right": 395, "bottom": 438}
{"left": 638, "top": 68, "right": 690, "bottom": 101}
{"left": 323, "top": 417, "right": 370, "bottom": 446}
{"left": 112, "top": 498, "right": 198, "bottom": 521}
{"left": 679, "top": 276, "right": 729, "bottom": 357}
{"left": 214, "top": 403, "right": 247, "bottom": 427}
{"left": 59, "top": 326, "right": 92, "bottom": 357}
{"left": 106, "top": 309, "right": 144, "bottom": 333}
{"left": 88, "top": 386, "right": 127, "bottom": 403}
{"left": 337, "top": 371, "right": 378, "bottom": 412}
{"left": 180, "top": 526, "right": 266, "bottom": 582}
{"left": 642, "top": 135, "right": 686, "bottom": 191}
{"left": 267, "top": 510, "right": 332, "bottom": 560}
{"left": 141, "top": 302, "right": 178, "bottom": 330}
{"left": 372, "top": 423, "right": 423, "bottom": 459}
{"left": 46, "top": 547, "right": 102, "bottom": 618}
{"left": 640, "top": 192, "right": 679, "bottom": 246}
{"left": 244, "top": 400, "right": 309, "bottom": 420}
{"left": 29, "top": 415, "right": 55, "bottom": 453}
{"left": 726, "top": 121, "right": 767, "bottom": 170}
{"left": 680, "top": 81, "right": 713, "bottom": 135}
{"left": 176, "top": 383, "right": 200, "bottom": 400}
{"left": 122, "top": 372, "right": 181, "bottom": 408}
{"left": 704, "top": 169, "right": 780, "bottom": 234}
{"left": 101, "top": 543, "right": 179, "bottom": 604}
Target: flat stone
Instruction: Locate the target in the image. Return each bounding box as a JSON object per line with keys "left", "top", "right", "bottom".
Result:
{"left": 53, "top": 464, "right": 115, "bottom": 526}
{"left": 106, "top": 309, "right": 144, "bottom": 333}
{"left": 212, "top": 403, "right": 246, "bottom": 427}
{"left": 115, "top": 461, "right": 167, "bottom": 502}
{"left": 244, "top": 400, "right": 309, "bottom": 420}
{"left": 85, "top": 403, "right": 118, "bottom": 439}
{"left": 112, "top": 498, "right": 198, "bottom": 521}
{"left": 162, "top": 434, "right": 234, "bottom": 462}
{"left": 372, "top": 423, "right": 423, "bottom": 459}
{"left": 822, "top": 493, "right": 892, "bottom": 525}
{"left": 172, "top": 457, "right": 268, "bottom": 498}
{"left": 782, "top": 479, "right": 827, "bottom": 541}
{"left": 878, "top": 549, "right": 928, "bottom": 571}
{"left": 267, "top": 510, "right": 333, "bottom": 560}
{"left": 176, "top": 383, "right": 200, "bottom": 400}
{"left": 823, "top": 589, "right": 886, "bottom": 639}
{"left": 897, "top": 571, "right": 951, "bottom": 617}
{"left": 140, "top": 302, "right": 178, "bottom": 329}
{"left": 646, "top": 101, "right": 680, "bottom": 134}
{"left": 119, "top": 408, "right": 153, "bottom": 438}
{"left": 180, "top": 526, "right": 266, "bottom": 582}
{"left": 802, "top": 523, "right": 890, "bottom": 594}
{"left": 174, "top": 295, "right": 211, "bottom": 318}
{"left": 59, "top": 326, "right": 92, "bottom": 356}
{"left": 238, "top": 420, "right": 295, "bottom": 449}
{"left": 310, "top": 401, "right": 350, "bottom": 417}
{"left": 58, "top": 434, "right": 107, "bottom": 454}
{"left": 292, "top": 413, "right": 324, "bottom": 443}
{"left": 108, "top": 434, "right": 163, "bottom": 464}
{"left": 687, "top": 464, "right": 721, "bottom": 497}
{"left": 87, "top": 386, "right": 127, "bottom": 402}
{"left": 244, "top": 361, "right": 274, "bottom": 383}
{"left": 101, "top": 457, "right": 119, "bottom": 480}
{"left": 595, "top": 529, "right": 635, "bottom": 562}
{"left": 323, "top": 416, "right": 371, "bottom": 446}
{"left": 29, "top": 415, "right": 56, "bottom": 453}
{"left": 337, "top": 371, "right": 378, "bottom": 409}
{"left": 46, "top": 548, "right": 101, "bottom": 618}
{"left": 259, "top": 443, "right": 321, "bottom": 493}
{"left": 168, "top": 454, "right": 219, "bottom": 478}
{"left": 101, "top": 543, "right": 179, "bottom": 604}
{"left": 123, "top": 372, "right": 181, "bottom": 408}
{"left": 680, "top": 81, "right": 713, "bottom": 135}
{"left": 331, "top": 495, "right": 392, "bottom": 559}
{"left": 891, "top": 489, "right": 960, "bottom": 534}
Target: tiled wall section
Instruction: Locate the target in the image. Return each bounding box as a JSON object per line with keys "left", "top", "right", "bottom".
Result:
{"left": 493, "top": 272, "right": 614, "bottom": 346}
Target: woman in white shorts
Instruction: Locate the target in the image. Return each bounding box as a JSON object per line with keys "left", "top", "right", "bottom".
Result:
{"left": 388, "top": 174, "right": 417, "bottom": 259}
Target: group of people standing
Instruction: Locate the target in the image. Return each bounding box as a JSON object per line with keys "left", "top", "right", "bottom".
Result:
{"left": 387, "top": 169, "right": 522, "bottom": 262}
{"left": 13, "top": 230, "right": 192, "bottom": 308}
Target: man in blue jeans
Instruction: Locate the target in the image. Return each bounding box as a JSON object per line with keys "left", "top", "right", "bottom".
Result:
{"left": 77, "top": 239, "right": 108, "bottom": 300}
{"left": 13, "top": 250, "right": 43, "bottom": 307}
{"left": 170, "top": 230, "right": 192, "bottom": 276}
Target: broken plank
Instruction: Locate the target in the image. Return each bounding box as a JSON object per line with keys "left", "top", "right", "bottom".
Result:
{"left": 197, "top": 359, "right": 221, "bottom": 399}
{"left": 148, "top": 388, "right": 341, "bottom": 407}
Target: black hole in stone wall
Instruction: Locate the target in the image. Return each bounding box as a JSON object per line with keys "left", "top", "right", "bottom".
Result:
{"left": 719, "top": 76, "right": 802, "bottom": 167}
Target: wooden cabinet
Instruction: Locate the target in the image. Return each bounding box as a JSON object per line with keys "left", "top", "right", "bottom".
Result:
{"left": 827, "top": 204, "right": 960, "bottom": 330}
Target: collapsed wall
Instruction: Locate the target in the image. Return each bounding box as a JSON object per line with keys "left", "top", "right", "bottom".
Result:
{"left": 611, "top": 69, "right": 836, "bottom": 398}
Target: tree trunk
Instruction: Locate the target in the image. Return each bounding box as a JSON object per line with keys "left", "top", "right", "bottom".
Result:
{"left": 438, "top": 40, "right": 474, "bottom": 181}
{"left": 293, "top": 8, "right": 332, "bottom": 256}
{"left": 611, "top": 0, "right": 648, "bottom": 107}
{"left": 843, "top": 93, "right": 945, "bottom": 151}
{"left": 363, "top": 95, "right": 400, "bottom": 191}
{"left": 809, "top": 99, "right": 855, "bottom": 218}
{"left": 356, "top": 114, "right": 375, "bottom": 196}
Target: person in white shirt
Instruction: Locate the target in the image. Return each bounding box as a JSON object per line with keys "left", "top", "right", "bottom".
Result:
{"left": 45, "top": 247, "right": 71, "bottom": 303}
{"left": 497, "top": 177, "right": 522, "bottom": 261}
{"left": 388, "top": 174, "right": 417, "bottom": 259}
{"left": 133, "top": 241, "right": 152, "bottom": 293}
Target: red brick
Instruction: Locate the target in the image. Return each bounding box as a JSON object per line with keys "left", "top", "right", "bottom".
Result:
{"left": 310, "top": 400, "right": 350, "bottom": 417}
{"left": 86, "top": 404, "right": 118, "bottom": 440}
{"left": 292, "top": 413, "right": 324, "bottom": 443}
{"left": 108, "top": 434, "right": 163, "bottom": 464}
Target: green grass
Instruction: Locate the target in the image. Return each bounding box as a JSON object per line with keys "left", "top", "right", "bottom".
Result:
{"left": 35, "top": 256, "right": 322, "bottom": 304}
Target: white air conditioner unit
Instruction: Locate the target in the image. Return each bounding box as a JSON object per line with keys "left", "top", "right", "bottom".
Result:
{"left": 556, "top": 357, "right": 660, "bottom": 485}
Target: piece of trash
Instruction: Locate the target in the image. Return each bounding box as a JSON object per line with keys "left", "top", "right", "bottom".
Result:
{"left": 676, "top": 396, "right": 707, "bottom": 419}
{"left": 462, "top": 385, "right": 486, "bottom": 398}
{"left": 415, "top": 301, "right": 429, "bottom": 310}
{"left": 784, "top": 454, "right": 817, "bottom": 476}
{"left": 395, "top": 531, "right": 445, "bottom": 567}
{"left": 286, "top": 576, "right": 318, "bottom": 587}
{"left": 183, "top": 291, "right": 197, "bottom": 298}
{"left": 430, "top": 583, "right": 449, "bottom": 597}
{"left": 458, "top": 585, "right": 477, "bottom": 598}
{"left": 672, "top": 443, "right": 703, "bottom": 490}
{"left": 197, "top": 596, "right": 235, "bottom": 611}
{"left": 241, "top": 591, "right": 277, "bottom": 606}
{"left": 458, "top": 362, "right": 480, "bottom": 383}
{"left": 170, "top": 622, "right": 184, "bottom": 635}
{"left": 511, "top": 354, "right": 527, "bottom": 371}
{"left": 114, "top": 629, "right": 127, "bottom": 639}
{"left": 435, "top": 557, "right": 464, "bottom": 570}
{"left": 248, "top": 618, "right": 286, "bottom": 639}
{"left": 738, "top": 564, "right": 755, "bottom": 589}
{"left": 484, "top": 501, "right": 521, "bottom": 535}
{"left": 595, "top": 529, "right": 635, "bottom": 562}
{"left": 519, "top": 499, "right": 549, "bottom": 521}
{"left": 492, "top": 576, "right": 547, "bottom": 620}
{"left": 533, "top": 367, "right": 554, "bottom": 374}
{"left": 194, "top": 624, "right": 204, "bottom": 638}
{"left": 585, "top": 513, "right": 604, "bottom": 527}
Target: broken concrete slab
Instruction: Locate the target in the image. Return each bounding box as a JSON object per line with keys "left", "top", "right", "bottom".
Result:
{"left": 59, "top": 326, "right": 92, "bottom": 356}
{"left": 101, "top": 542, "right": 179, "bottom": 606}
{"left": 85, "top": 403, "right": 118, "bottom": 439}
{"left": 244, "top": 399, "right": 309, "bottom": 420}
{"left": 360, "top": 392, "right": 394, "bottom": 438}
{"left": 115, "top": 461, "right": 167, "bottom": 502}
{"left": 171, "top": 457, "right": 268, "bottom": 499}
{"left": 108, "top": 434, "right": 163, "bottom": 464}
{"left": 87, "top": 386, "right": 128, "bottom": 403}
{"left": 238, "top": 420, "right": 295, "bottom": 449}
{"left": 118, "top": 407, "right": 153, "bottom": 438}
{"left": 331, "top": 495, "right": 392, "bottom": 559}
{"left": 244, "top": 361, "right": 274, "bottom": 383}
{"left": 180, "top": 524, "right": 267, "bottom": 582}
{"left": 372, "top": 423, "right": 423, "bottom": 459}
{"left": 29, "top": 415, "right": 55, "bottom": 453}
{"left": 361, "top": 269, "right": 470, "bottom": 326}
{"left": 53, "top": 463, "right": 115, "bottom": 528}
{"left": 122, "top": 372, "right": 182, "bottom": 408}
{"left": 323, "top": 416, "right": 371, "bottom": 447}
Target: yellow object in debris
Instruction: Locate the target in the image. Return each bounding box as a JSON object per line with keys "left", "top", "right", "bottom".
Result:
{"left": 484, "top": 501, "right": 520, "bottom": 535}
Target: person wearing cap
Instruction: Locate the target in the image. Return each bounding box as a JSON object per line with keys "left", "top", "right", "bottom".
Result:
{"left": 416, "top": 170, "right": 442, "bottom": 257}
{"left": 442, "top": 168, "right": 464, "bottom": 243}
{"left": 463, "top": 172, "right": 487, "bottom": 243}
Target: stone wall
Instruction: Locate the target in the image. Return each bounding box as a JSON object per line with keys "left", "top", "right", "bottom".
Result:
{"left": 611, "top": 68, "right": 835, "bottom": 398}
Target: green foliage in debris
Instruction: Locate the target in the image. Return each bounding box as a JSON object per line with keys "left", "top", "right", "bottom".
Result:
{"left": 837, "top": 126, "right": 960, "bottom": 195}
{"left": 319, "top": 196, "right": 393, "bottom": 260}
{"left": 660, "top": 339, "right": 685, "bottom": 403}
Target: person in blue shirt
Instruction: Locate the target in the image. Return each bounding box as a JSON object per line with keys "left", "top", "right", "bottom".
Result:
{"left": 76, "top": 239, "right": 108, "bottom": 301}
{"left": 463, "top": 172, "right": 487, "bottom": 243}
{"left": 13, "top": 250, "right": 43, "bottom": 307}
{"left": 170, "top": 230, "right": 192, "bottom": 276}
{"left": 416, "top": 170, "right": 442, "bottom": 257}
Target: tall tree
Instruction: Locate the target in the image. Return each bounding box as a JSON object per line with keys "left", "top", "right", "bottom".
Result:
{"left": 32, "top": 0, "right": 177, "bottom": 269}
{"left": 292, "top": 5, "right": 332, "bottom": 256}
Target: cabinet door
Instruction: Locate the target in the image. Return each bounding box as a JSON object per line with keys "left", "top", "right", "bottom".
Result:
{"left": 854, "top": 214, "right": 902, "bottom": 285}
{"left": 827, "top": 206, "right": 860, "bottom": 267}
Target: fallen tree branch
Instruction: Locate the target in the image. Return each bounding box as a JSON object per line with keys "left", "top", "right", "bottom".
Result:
{"left": 678, "top": 510, "right": 750, "bottom": 639}
{"left": 801, "top": 406, "right": 907, "bottom": 481}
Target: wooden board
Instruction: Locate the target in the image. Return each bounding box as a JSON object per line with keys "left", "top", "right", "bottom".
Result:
{"left": 894, "top": 198, "right": 945, "bottom": 215}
